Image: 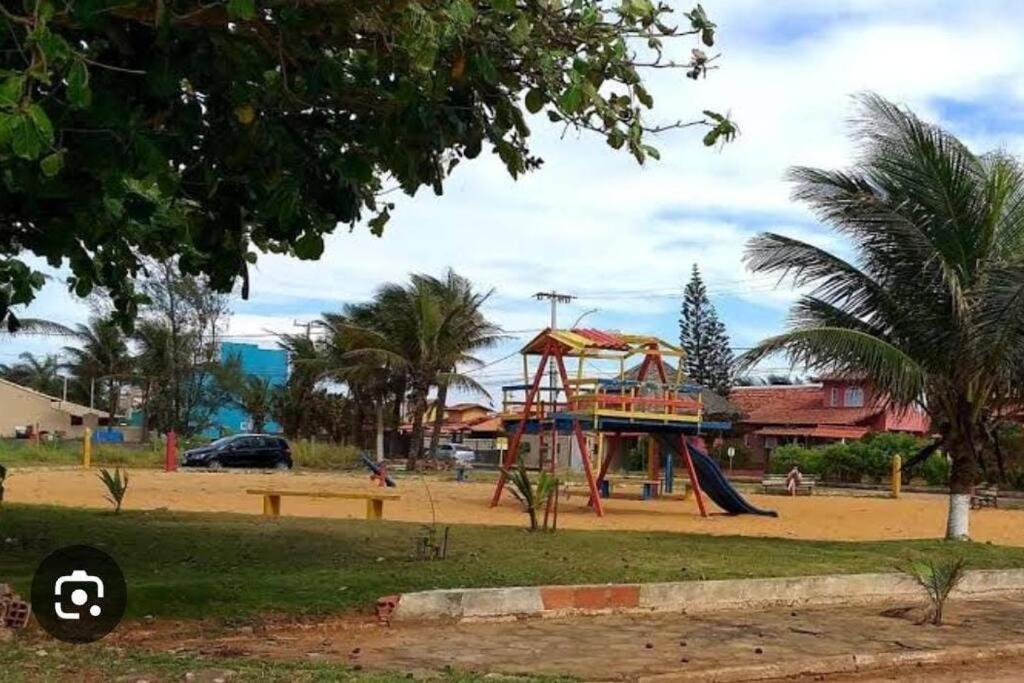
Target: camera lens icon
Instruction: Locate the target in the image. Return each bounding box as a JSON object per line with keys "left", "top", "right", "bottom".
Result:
{"left": 54, "top": 570, "right": 106, "bottom": 620}
{"left": 32, "top": 546, "right": 126, "bottom": 643}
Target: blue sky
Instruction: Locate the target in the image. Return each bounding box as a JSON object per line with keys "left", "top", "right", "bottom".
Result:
{"left": 7, "top": 0, "right": 1024, "bottom": 404}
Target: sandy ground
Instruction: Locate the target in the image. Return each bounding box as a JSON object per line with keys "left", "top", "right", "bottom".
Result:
{"left": 8, "top": 466, "right": 1024, "bottom": 545}
{"left": 113, "top": 599, "right": 1024, "bottom": 681}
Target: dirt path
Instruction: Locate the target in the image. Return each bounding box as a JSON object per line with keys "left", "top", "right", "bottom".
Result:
{"left": 9, "top": 467, "right": 1024, "bottom": 544}
{"left": 113, "top": 599, "right": 1024, "bottom": 681}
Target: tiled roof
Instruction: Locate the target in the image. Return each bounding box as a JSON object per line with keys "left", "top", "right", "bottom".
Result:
{"left": 467, "top": 416, "right": 504, "bottom": 433}
{"left": 446, "top": 402, "right": 491, "bottom": 412}
{"left": 755, "top": 425, "right": 872, "bottom": 439}
{"left": 729, "top": 385, "right": 881, "bottom": 426}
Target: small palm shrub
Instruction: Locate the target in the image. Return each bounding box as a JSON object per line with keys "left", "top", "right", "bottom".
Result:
{"left": 920, "top": 452, "right": 952, "bottom": 487}
{"left": 503, "top": 462, "right": 559, "bottom": 532}
{"left": 901, "top": 556, "right": 967, "bottom": 625}
{"left": 98, "top": 468, "right": 129, "bottom": 514}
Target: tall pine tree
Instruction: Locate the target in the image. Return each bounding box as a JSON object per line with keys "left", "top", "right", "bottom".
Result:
{"left": 679, "top": 265, "right": 734, "bottom": 394}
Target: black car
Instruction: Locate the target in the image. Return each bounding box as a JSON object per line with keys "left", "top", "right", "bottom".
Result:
{"left": 182, "top": 434, "right": 293, "bottom": 470}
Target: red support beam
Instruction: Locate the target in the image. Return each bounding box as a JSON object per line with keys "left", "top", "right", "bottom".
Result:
{"left": 598, "top": 432, "right": 618, "bottom": 483}
{"left": 490, "top": 344, "right": 552, "bottom": 507}
{"left": 554, "top": 351, "right": 604, "bottom": 516}
{"left": 680, "top": 435, "right": 708, "bottom": 518}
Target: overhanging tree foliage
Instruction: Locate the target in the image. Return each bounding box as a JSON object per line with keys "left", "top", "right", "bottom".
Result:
{"left": 0, "top": 0, "right": 734, "bottom": 330}
{"left": 738, "top": 94, "right": 1024, "bottom": 541}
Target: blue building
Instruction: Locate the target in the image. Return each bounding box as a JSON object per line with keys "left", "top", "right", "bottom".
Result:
{"left": 206, "top": 342, "right": 289, "bottom": 436}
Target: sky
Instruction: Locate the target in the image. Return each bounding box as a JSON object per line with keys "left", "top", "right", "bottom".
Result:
{"left": 7, "top": 0, "right": 1024, "bottom": 406}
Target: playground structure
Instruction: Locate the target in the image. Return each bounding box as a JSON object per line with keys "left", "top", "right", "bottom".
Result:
{"left": 490, "top": 328, "right": 775, "bottom": 518}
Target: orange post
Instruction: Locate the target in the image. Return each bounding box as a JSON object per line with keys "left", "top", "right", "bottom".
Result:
{"left": 553, "top": 352, "right": 603, "bottom": 515}
{"left": 680, "top": 436, "right": 708, "bottom": 518}
{"left": 165, "top": 431, "right": 178, "bottom": 472}
{"left": 491, "top": 345, "right": 552, "bottom": 507}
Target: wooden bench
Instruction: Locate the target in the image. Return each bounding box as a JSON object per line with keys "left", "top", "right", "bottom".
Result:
{"left": 246, "top": 489, "right": 401, "bottom": 520}
{"left": 971, "top": 486, "right": 999, "bottom": 510}
{"left": 761, "top": 475, "right": 816, "bottom": 495}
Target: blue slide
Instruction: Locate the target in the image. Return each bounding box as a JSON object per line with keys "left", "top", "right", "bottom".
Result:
{"left": 654, "top": 435, "right": 777, "bottom": 517}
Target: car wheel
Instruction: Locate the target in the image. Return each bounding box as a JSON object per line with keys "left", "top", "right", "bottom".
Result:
{"left": 208, "top": 458, "right": 224, "bottom": 471}
{"left": 274, "top": 460, "right": 291, "bottom": 471}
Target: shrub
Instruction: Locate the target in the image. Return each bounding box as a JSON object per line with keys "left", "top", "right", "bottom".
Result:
{"left": 623, "top": 446, "right": 644, "bottom": 472}
{"left": 711, "top": 441, "right": 755, "bottom": 469}
{"left": 920, "top": 452, "right": 951, "bottom": 487}
{"left": 289, "top": 441, "right": 361, "bottom": 470}
{"left": 901, "top": 556, "right": 967, "bottom": 625}
{"left": 768, "top": 444, "right": 823, "bottom": 475}
{"left": 98, "top": 468, "right": 129, "bottom": 514}
{"left": 503, "top": 462, "right": 559, "bottom": 532}
{"left": 770, "top": 432, "right": 930, "bottom": 483}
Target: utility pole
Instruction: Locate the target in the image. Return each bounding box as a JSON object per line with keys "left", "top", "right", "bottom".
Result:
{"left": 534, "top": 291, "right": 575, "bottom": 471}
{"left": 534, "top": 291, "right": 576, "bottom": 330}
{"left": 293, "top": 320, "right": 313, "bottom": 340}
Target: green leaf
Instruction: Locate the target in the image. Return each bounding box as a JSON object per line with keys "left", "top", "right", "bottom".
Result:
{"left": 11, "top": 115, "right": 42, "bottom": 160}
{"left": 227, "top": 0, "right": 256, "bottom": 20}
{"left": 26, "top": 104, "right": 54, "bottom": 145}
{"left": 560, "top": 85, "right": 583, "bottom": 113}
{"left": 524, "top": 88, "right": 545, "bottom": 114}
{"left": 635, "top": 85, "right": 653, "bottom": 108}
{"left": 447, "top": 0, "right": 476, "bottom": 25}
{"left": 473, "top": 53, "right": 498, "bottom": 84}
{"left": 66, "top": 61, "right": 91, "bottom": 109}
{"left": 607, "top": 129, "right": 625, "bottom": 150}
{"left": 40, "top": 151, "right": 64, "bottom": 177}
{"left": 0, "top": 75, "right": 24, "bottom": 107}
{"left": 492, "top": 0, "right": 515, "bottom": 11}
{"left": 0, "top": 113, "right": 14, "bottom": 147}
{"left": 293, "top": 232, "right": 325, "bottom": 259}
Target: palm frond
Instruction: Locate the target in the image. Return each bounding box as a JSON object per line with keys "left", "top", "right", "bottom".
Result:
{"left": 736, "top": 327, "right": 925, "bottom": 405}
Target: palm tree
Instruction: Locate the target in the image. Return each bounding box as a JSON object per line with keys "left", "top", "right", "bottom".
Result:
{"left": 133, "top": 319, "right": 176, "bottom": 438}
{"left": 63, "top": 318, "right": 132, "bottom": 426}
{"left": 273, "top": 333, "right": 326, "bottom": 439}
{"left": 417, "top": 270, "right": 503, "bottom": 458}
{"left": 738, "top": 94, "right": 1024, "bottom": 540}
{"left": 319, "top": 307, "right": 399, "bottom": 459}
{"left": 333, "top": 270, "right": 502, "bottom": 462}
{"left": 0, "top": 352, "right": 63, "bottom": 395}
{"left": 236, "top": 375, "right": 275, "bottom": 433}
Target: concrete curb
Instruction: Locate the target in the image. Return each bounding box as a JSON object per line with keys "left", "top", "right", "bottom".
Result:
{"left": 391, "top": 569, "right": 1024, "bottom": 621}
{"left": 634, "top": 642, "right": 1024, "bottom": 683}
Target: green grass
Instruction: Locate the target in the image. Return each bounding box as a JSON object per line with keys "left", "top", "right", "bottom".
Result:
{"left": 0, "top": 437, "right": 365, "bottom": 471}
{"left": 0, "top": 439, "right": 164, "bottom": 468}
{"left": 0, "top": 637, "right": 562, "bottom": 683}
{"left": 3, "top": 504, "right": 1024, "bottom": 621}
{"left": 290, "top": 440, "right": 362, "bottom": 469}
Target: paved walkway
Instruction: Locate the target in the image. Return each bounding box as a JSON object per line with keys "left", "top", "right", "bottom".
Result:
{"left": 353, "top": 599, "right": 1024, "bottom": 680}
{"left": 138, "top": 598, "right": 1024, "bottom": 681}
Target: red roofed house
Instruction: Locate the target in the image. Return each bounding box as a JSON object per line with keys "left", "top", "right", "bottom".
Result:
{"left": 729, "top": 376, "right": 929, "bottom": 467}
{"left": 399, "top": 402, "right": 504, "bottom": 455}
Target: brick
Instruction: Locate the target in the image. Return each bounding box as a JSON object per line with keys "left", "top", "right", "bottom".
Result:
{"left": 573, "top": 585, "right": 640, "bottom": 610}
{"left": 540, "top": 587, "right": 575, "bottom": 611}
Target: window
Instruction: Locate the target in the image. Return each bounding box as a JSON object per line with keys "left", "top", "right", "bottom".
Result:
{"left": 70, "top": 415, "right": 84, "bottom": 426}
{"left": 845, "top": 386, "right": 864, "bottom": 407}
{"left": 830, "top": 387, "right": 839, "bottom": 407}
